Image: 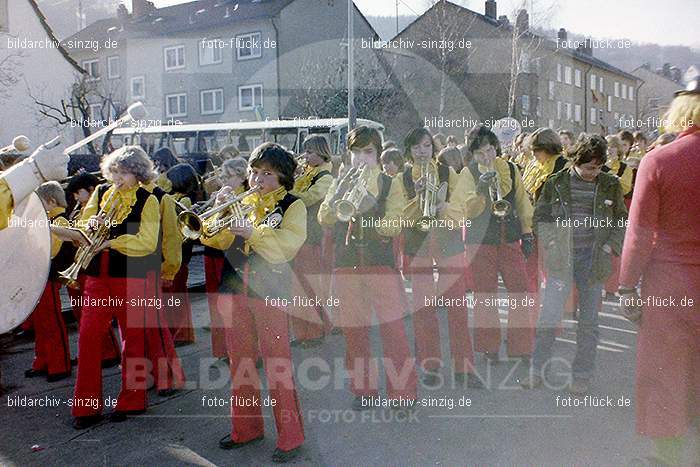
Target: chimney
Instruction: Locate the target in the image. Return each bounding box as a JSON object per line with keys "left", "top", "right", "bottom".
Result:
{"left": 576, "top": 38, "right": 593, "bottom": 56}
{"left": 132, "top": 0, "right": 156, "bottom": 18}
{"left": 498, "top": 15, "right": 509, "bottom": 26}
{"left": 516, "top": 9, "right": 529, "bottom": 33}
{"left": 485, "top": 0, "right": 497, "bottom": 20}
{"left": 670, "top": 66, "right": 682, "bottom": 83}
{"left": 557, "top": 28, "right": 567, "bottom": 43}
{"left": 662, "top": 63, "right": 671, "bottom": 78}
{"left": 116, "top": 4, "right": 130, "bottom": 22}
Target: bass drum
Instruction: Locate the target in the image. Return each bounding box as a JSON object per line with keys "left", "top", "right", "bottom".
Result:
{"left": 0, "top": 193, "right": 51, "bottom": 334}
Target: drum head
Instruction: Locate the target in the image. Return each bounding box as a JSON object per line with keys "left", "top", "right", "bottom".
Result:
{"left": 0, "top": 193, "right": 51, "bottom": 334}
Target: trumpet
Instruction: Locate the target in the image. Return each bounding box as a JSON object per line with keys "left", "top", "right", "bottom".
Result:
{"left": 487, "top": 165, "right": 512, "bottom": 218}
{"left": 177, "top": 186, "right": 261, "bottom": 240}
{"left": 203, "top": 166, "right": 222, "bottom": 185}
{"left": 58, "top": 188, "right": 122, "bottom": 290}
{"left": 416, "top": 161, "right": 441, "bottom": 232}
{"left": 333, "top": 163, "right": 368, "bottom": 222}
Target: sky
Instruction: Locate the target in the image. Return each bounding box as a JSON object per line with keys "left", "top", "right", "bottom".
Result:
{"left": 147, "top": 0, "right": 700, "bottom": 48}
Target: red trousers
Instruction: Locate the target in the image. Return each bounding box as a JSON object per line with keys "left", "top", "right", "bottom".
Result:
{"left": 146, "top": 271, "right": 185, "bottom": 391}
{"left": 30, "top": 281, "right": 71, "bottom": 376}
{"left": 221, "top": 295, "right": 305, "bottom": 451}
{"left": 405, "top": 252, "right": 474, "bottom": 373}
{"left": 72, "top": 257, "right": 150, "bottom": 417}
{"left": 69, "top": 274, "right": 121, "bottom": 362}
{"left": 290, "top": 244, "right": 329, "bottom": 341}
{"left": 204, "top": 255, "right": 227, "bottom": 357}
{"left": 163, "top": 265, "right": 195, "bottom": 344}
{"left": 469, "top": 242, "right": 536, "bottom": 356}
{"left": 334, "top": 266, "right": 418, "bottom": 399}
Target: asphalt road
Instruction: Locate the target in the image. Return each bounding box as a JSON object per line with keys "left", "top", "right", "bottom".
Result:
{"left": 0, "top": 284, "right": 661, "bottom": 466}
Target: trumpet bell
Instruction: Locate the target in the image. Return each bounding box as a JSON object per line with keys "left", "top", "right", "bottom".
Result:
{"left": 177, "top": 211, "right": 203, "bottom": 240}
{"left": 416, "top": 215, "right": 435, "bottom": 232}
{"left": 492, "top": 199, "right": 512, "bottom": 218}
{"left": 334, "top": 199, "right": 357, "bottom": 223}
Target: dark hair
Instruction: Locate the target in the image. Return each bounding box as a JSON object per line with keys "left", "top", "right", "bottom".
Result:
{"left": 302, "top": 134, "right": 331, "bottom": 162}
{"left": 633, "top": 131, "right": 647, "bottom": 143}
{"left": 248, "top": 142, "right": 297, "bottom": 191}
{"left": 152, "top": 147, "right": 179, "bottom": 172}
{"left": 380, "top": 148, "right": 404, "bottom": 170}
{"left": 166, "top": 163, "right": 200, "bottom": 197}
{"left": 557, "top": 129, "right": 574, "bottom": 139}
{"left": 572, "top": 135, "right": 608, "bottom": 166}
{"left": 467, "top": 125, "right": 502, "bottom": 156}
{"left": 438, "top": 147, "right": 463, "bottom": 170}
{"left": 530, "top": 128, "right": 562, "bottom": 155}
{"left": 618, "top": 130, "right": 634, "bottom": 145}
{"left": 403, "top": 127, "right": 434, "bottom": 162}
{"left": 347, "top": 126, "right": 383, "bottom": 161}
{"left": 382, "top": 140, "right": 397, "bottom": 151}
{"left": 65, "top": 170, "right": 100, "bottom": 195}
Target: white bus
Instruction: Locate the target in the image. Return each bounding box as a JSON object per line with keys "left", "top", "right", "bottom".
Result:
{"left": 111, "top": 118, "right": 384, "bottom": 173}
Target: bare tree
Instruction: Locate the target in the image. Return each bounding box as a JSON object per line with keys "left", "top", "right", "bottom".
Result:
{"left": 0, "top": 37, "right": 26, "bottom": 104}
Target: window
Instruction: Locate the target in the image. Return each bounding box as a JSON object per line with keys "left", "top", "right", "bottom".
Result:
{"left": 574, "top": 69, "right": 582, "bottom": 87}
{"left": 628, "top": 86, "right": 634, "bottom": 100}
{"left": 614, "top": 112, "right": 620, "bottom": 124}
{"left": 536, "top": 97, "right": 542, "bottom": 117}
{"left": 590, "top": 73, "right": 597, "bottom": 90}
{"left": 200, "top": 88, "right": 224, "bottom": 115}
{"left": 621, "top": 84, "right": 627, "bottom": 99}
{"left": 82, "top": 59, "right": 99, "bottom": 80}
{"left": 614, "top": 82, "right": 620, "bottom": 97}
{"left": 521, "top": 95, "right": 530, "bottom": 115}
{"left": 89, "top": 103, "right": 102, "bottom": 122}
{"left": 598, "top": 109, "right": 604, "bottom": 122}
{"left": 548, "top": 119, "right": 555, "bottom": 129}
{"left": 557, "top": 63, "right": 562, "bottom": 82}
{"left": 130, "top": 76, "right": 145, "bottom": 99}
{"left": 608, "top": 95, "right": 612, "bottom": 112}
{"left": 556, "top": 101, "right": 562, "bottom": 120}
{"left": 565, "top": 102, "right": 572, "bottom": 121}
{"left": 599, "top": 76, "right": 603, "bottom": 93}
{"left": 107, "top": 56, "right": 120, "bottom": 79}
{"left": 590, "top": 107, "right": 597, "bottom": 125}
{"left": 164, "top": 45, "right": 185, "bottom": 71}
{"left": 238, "top": 85, "right": 263, "bottom": 110}
{"left": 548, "top": 80, "right": 555, "bottom": 100}
{"left": 165, "top": 93, "right": 187, "bottom": 118}
{"left": 236, "top": 32, "right": 262, "bottom": 60}
{"left": 648, "top": 97, "right": 660, "bottom": 109}
{"left": 199, "top": 38, "right": 223, "bottom": 66}
{"left": 574, "top": 104, "right": 582, "bottom": 122}
{"left": 564, "top": 66, "right": 572, "bottom": 85}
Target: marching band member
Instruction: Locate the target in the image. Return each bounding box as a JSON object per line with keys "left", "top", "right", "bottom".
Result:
{"left": 521, "top": 135, "right": 627, "bottom": 394}
{"left": 619, "top": 81, "right": 700, "bottom": 467}
{"left": 152, "top": 147, "right": 179, "bottom": 193}
{"left": 161, "top": 163, "right": 200, "bottom": 346}
{"left": 399, "top": 127, "right": 481, "bottom": 387}
{"left": 558, "top": 130, "right": 575, "bottom": 159}
{"left": 288, "top": 135, "right": 334, "bottom": 348}
{"left": 319, "top": 126, "right": 418, "bottom": 409}
{"left": 380, "top": 148, "right": 406, "bottom": 270}
{"left": 65, "top": 172, "right": 122, "bottom": 367}
{"left": 24, "top": 182, "right": 73, "bottom": 382}
{"left": 463, "top": 126, "right": 536, "bottom": 363}
{"left": 203, "top": 157, "right": 249, "bottom": 360}
{"left": 201, "top": 143, "right": 306, "bottom": 463}
{"left": 71, "top": 146, "right": 160, "bottom": 429}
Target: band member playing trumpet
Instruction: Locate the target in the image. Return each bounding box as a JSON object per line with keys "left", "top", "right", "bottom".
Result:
{"left": 201, "top": 143, "right": 306, "bottom": 463}
{"left": 289, "top": 135, "right": 334, "bottom": 348}
{"left": 319, "top": 126, "right": 418, "bottom": 410}
{"left": 24, "top": 182, "right": 74, "bottom": 382}
{"left": 71, "top": 146, "right": 161, "bottom": 429}
{"left": 161, "top": 163, "right": 200, "bottom": 346}
{"left": 399, "top": 127, "right": 482, "bottom": 387}
{"left": 463, "top": 126, "right": 536, "bottom": 363}
{"left": 203, "top": 157, "right": 249, "bottom": 360}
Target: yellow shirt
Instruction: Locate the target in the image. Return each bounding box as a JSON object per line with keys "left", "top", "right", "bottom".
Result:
{"left": 47, "top": 206, "right": 69, "bottom": 258}
{"left": 81, "top": 184, "right": 160, "bottom": 257}
{"left": 290, "top": 161, "right": 334, "bottom": 207}
{"left": 606, "top": 159, "right": 634, "bottom": 195}
{"left": 201, "top": 187, "right": 307, "bottom": 265}
{"left": 465, "top": 158, "right": 534, "bottom": 234}
{"left": 522, "top": 154, "right": 566, "bottom": 200}
{"left": 160, "top": 194, "right": 191, "bottom": 280}
{"left": 156, "top": 173, "right": 173, "bottom": 193}
{"left": 318, "top": 165, "right": 405, "bottom": 237}
{"left": 0, "top": 179, "right": 12, "bottom": 230}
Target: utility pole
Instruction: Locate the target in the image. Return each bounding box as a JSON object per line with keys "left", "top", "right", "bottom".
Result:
{"left": 347, "top": 0, "right": 356, "bottom": 130}
{"left": 396, "top": 0, "right": 399, "bottom": 35}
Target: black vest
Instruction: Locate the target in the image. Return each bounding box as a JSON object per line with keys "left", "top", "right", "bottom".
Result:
{"left": 49, "top": 213, "right": 77, "bottom": 281}
{"left": 305, "top": 170, "right": 331, "bottom": 246}
{"left": 333, "top": 172, "right": 395, "bottom": 268}
{"left": 85, "top": 184, "right": 160, "bottom": 278}
{"left": 601, "top": 161, "right": 627, "bottom": 178}
{"left": 220, "top": 193, "right": 300, "bottom": 300}
{"left": 401, "top": 164, "right": 464, "bottom": 257}
{"left": 466, "top": 161, "right": 522, "bottom": 245}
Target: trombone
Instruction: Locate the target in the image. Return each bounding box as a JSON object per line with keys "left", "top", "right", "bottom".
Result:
{"left": 177, "top": 186, "right": 261, "bottom": 240}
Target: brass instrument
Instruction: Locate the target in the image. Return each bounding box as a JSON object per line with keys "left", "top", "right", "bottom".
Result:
{"left": 416, "top": 162, "right": 440, "bottom": 232}
{"left": 333, "top": 163, "right": 368, "bottom": 222}
{"left": 58, "top": 188, "right": 122, "bottom": 290}
{"left": 488, "top": 164, "right": 512, "bottom": 218}
{"left": 177, "top": 186, "right": 261, "bottom": 240}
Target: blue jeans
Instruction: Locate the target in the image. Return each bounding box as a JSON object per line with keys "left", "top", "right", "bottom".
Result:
{"left": 532, "top": 247, "right": 603, "bottom": 381}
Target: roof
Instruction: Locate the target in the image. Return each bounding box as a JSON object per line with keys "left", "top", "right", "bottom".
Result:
{"left": 26, "top": 0, "right": 84, "bottom": 73}
{"left": 631, "top": 65, "right": 680, "bottom": 86}
{"left": 63, "top": 0, "right": 295, "bottom": 48}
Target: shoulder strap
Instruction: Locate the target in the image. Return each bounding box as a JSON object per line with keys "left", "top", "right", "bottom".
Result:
{"left": 376, "top": 172, "right": 392, "bottom": 218}
{"left": 617, "top": 162, "right": 627, "bottom": 178}
{"left": 553, "top": 156, "right": 567, "bottom": 173}
{"left": 402, "top": 167, "right": 415, "bottom": 199}
{"left": 311, "top": 170, "right": 331, "bottom": 185}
